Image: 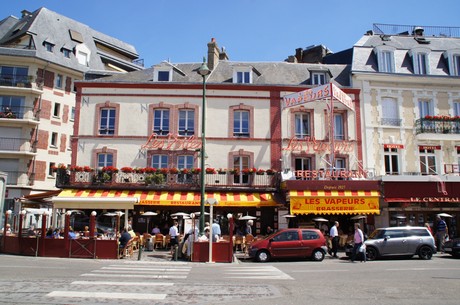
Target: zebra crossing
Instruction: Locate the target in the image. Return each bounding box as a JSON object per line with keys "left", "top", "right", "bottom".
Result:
{"left": 222, "top": 265, "right": 294, "bottom": 280}
{"left": 46, "top": 261, "right": 191, "bottom": 302}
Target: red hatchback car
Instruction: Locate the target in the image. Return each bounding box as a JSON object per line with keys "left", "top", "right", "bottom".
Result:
{"left": 247, "top": 228, "right": 328, "bottom": 262}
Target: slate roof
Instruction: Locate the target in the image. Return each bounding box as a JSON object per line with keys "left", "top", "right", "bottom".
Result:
{"left": 0, "top": 7, "right": 142, "bottom": 73}
{"left": 89, "top": 60, "right": 351, "bottom": 88}
{"left": 352, "top": 32, "right": 460, "bottom": 75}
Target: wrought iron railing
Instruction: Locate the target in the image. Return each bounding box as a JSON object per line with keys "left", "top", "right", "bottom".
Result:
{"left": 381, "top": 117, "right": 402, "bottom": 126}
{"left": 415, "top": 118, "right": 460, "bottom": 135}
{"left": 373, "top": 23, "right": 460, "bottom": 38}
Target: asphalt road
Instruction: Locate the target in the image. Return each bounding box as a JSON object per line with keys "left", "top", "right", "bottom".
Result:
{"left": 0, "top": 252, "right": 459, "bottom": 305}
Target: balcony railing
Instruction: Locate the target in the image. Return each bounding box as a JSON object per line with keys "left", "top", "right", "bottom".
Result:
{"left": 0, "top": 75, "right": 33, "bottom": 88}
{"left": 415, "top": 118, "right": 460, "bottom": 135}
{"left": 56, "top": 170, "right": 279, "bottom": 191}
{"left": 0, "top": 105, "right": 39, "bottom": 121}
{"left": 381, "top": 117, "right": 402, "bottom": 126}
{"left": 0, "top": 137, "right": 37, "bottom": 152}
{"left": 3, "top": 171, "right": 30, "bottom": 186}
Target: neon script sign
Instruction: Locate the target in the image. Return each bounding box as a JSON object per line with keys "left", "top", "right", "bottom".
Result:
{"left": 141, "top": 133, "right": 202, "bottom": 151}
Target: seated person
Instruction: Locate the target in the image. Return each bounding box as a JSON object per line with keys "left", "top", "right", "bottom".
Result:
{"left": 68, "top": 227, "right": 77, "bottom": 239}
{"left": 151, "top": 225, "right": 161, "bottom": 235}
{"left": 198, "top": 228, "right": 210, "bottom": 242}
{"left": 27, "top": 226, "right": 37, "bottom": 237}
{"left": 119, "top": 228, "right": 132, "bottom": 248}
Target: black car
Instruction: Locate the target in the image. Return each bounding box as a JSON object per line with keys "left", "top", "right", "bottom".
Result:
{"left": 443, "top": 237, "right": 460, "bottom": 258}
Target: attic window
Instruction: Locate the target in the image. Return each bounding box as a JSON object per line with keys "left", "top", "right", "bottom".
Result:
{"left": 153, "top": 68, "right": 172, "bottom": 82}
{"left": 69, "top": 30, "right": 83, "bottom": 43}
{"left": 233, "top": 67, "right": 253, "bottom": 84}
{"left": 61, "top": 48, "right": 72, "bottom": 58}
{"left": 43, "top": 41, "right": 54, "bottom": 52}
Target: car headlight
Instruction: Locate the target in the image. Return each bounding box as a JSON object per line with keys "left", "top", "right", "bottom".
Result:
{"left": 455, "top": 242, "right": 460, "bottom": 247}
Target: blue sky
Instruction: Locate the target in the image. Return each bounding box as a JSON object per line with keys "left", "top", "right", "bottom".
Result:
{"left": 4, "top": 0, "right": 460, "bottom": 67}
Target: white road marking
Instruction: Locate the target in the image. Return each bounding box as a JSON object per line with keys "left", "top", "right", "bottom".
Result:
{"left": 101, "top": 266, "right": 191, "bottom": 271}
{"left": 72, "top": 280, "right": 174, "bottom": 286}
{"left": 223, "top": 265, "right": 293, "bottom": 280}
{"left": 47, "top": 291, "right": 166, "bottom": 300}
{"left": 291, "top": 269, "right": 349, "bottom": 273}
{"left": 81, "top": 273, "right": 187, "bottom": 279}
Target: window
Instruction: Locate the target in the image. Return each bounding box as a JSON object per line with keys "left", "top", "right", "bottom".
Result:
{"left": 311, "top": 72, "right": 326, "bottom": 85}
{"left": 452, "top": 55, "right": 460, "bottom": 76}
{"left": 443, "top": 51, "right": 460, "bottom": 76}
{"left": 233, "top": 110, "right": 249, "bottom": 137}
{"left": 273, "top": 231, "right": 299, "bottom": 242}
{"left": 44, "top": 42, "right": 54, "bottom": 52}
{"left": 384, "top": 148, "right": 400, "bottom": 175}
{"left": 419, "top": 148, "right": 437, "bottom": 175}
{"left": 177, "top": 155, "right": 194, "bottom": 183}
{"left": 76, "top": 51, "right": 88, "bottom": 66}
{"left": 381, "top": 97, "right": 400, "bottom": 126}
{"left": 454, "top": 101, "right": 460, "bottom": 117}
{"left": 233, "top": 68, "right": 252, "bottom": 84}
{"left": 334, "top": 158, "right": 346, "bottom": 170}
{"left": 70, "top": 107, "right": 75, "bottom": 121}
{"left": 158, "top": 71, "right": 170, "bottom": 82}
{"left": 178, "top": 109, "right": 195, "bottom": 136}
{"left": 53, "top": 103, "right": 61, "bottom": 118}
{"left": 49, "top": 162, "right": 56, "bottom": 177}
{"left": 153, "top": 109, "right": 170, "bottom": 135}
{"left": 295, "top": 157, "right": 312, "bottom": 180}
{"left": 378, "top": 50, "right": 395, "bottom": 73}
{"left": 97, "top": 153, "right": 113, "bottom": 167}
{"left": 413, "top": 52, "right": 429, "bottom": 75}
{"left": 233, "top": 155, "right": 250, "bottom": 184}
{"left": 50, "top": 132, "right": 58, "bottom": 147}
{"left": 55, "top": 74, "right": 63, "bottom": 88}
{"left": 62, "top": 48, "right": 71, "bottom": 58}
{"left": 333, "top": 113, "right": 345, "bottom": 140}
{"left": 0, "top": 95, "right": 24, "bottom": 118}
{"left": 99, "top": 108, "right": 116, "bottom": 135}
{"left": 418, "top": 99, "right": 434, "bottom": 118}
{"left": 151, "top": 155, "right": 168, "bottom": 168}
{"left": 295, "top": 113, "right": 311, "bottom": 138}
{"left": 0, "top": 66, "right": 28, "bottom": 86}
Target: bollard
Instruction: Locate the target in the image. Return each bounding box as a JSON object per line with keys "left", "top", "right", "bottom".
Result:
{"left": 173, "top": 245, "right": 179, "bottom": 261}
{"left": 138, "top": 245, "right": 143, "bottom": 260}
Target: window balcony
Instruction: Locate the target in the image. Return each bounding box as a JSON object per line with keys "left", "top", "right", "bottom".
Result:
{"left": 381, "top": 117, "right": 402, "bottom": 126}
{"left": 55, "top": 170, "right": 279, "bottom": 192}
{"left": 0, "top": 137, "right": 37, "bottom": 153}
{"left": 0, "top": 105, "right": 39, "bottom": 121}
{"left": 3, "top": 171, "right": 32, "bottom": 186}
{"left": 415, "top": 118, "right": 460, "bottom": 135}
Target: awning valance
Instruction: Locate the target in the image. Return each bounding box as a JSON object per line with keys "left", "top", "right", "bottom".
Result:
{"left": 52, "top": 189, "right": 278, "bottom": 208}
{"left": 289, "top": 190, "right": 380, "bottom": 215}
{"left": 52, "top": 189, "right": 138, "bottom": 209}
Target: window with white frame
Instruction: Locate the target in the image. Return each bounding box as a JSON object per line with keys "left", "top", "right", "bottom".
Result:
{"left": 233, "top": 155, "right": 250, "bottom": 184}
{"left": 178, "top": 109, "right": 194, "bottom": 136}
{"left": 295, "top": 112, "right": 311, "bottom": 138}
{"left": 443, "top": 50, "right": 460, "bottom": 76}
{"left": 70, "top": 106, "right": 75, "bottom": 121}
{"left": 0, "top": 95, "right": 24, "bottom": 118}
{"left": 295, "top": 157, "right": 312, "bottom": 180}
{"left": 419, "top": 148, "right": 437, "bottom": 175}
{"left": 151, "top": 154, "right": 168, "bottom": 168}
{"left": 153, "top": 109, "right": 170, "bottom": 135}
{"left": 233, "top": 68, "right": 252, "bottom": 84}
{"left": 374, "top": 48, "right": 395, "bottom": 73}
{"left": 97, "top": 153, "right": 113, "bottom": 167}
{"left": 413, "top": 52, "right": 429, "bottom": 75}
{"left": 334, "top": 158, "right": 346, "bottom": 170}
{"left": 62, "top": 48, "right": 71, "bottom": 58}
{"left": 418, "top": 99, "right": 434, "bottom": 118}
{"left": 311, "top": 72, "right": 327, "bottom": 85}
{"left": 99, "top": 108, "right": 116, "bottom": 135}
{"left": 384, "top": 147, "right": 400, "bottom": 175}
{"left": 154, "top": 69, "right": 172, "bottom": 82}
{"left": 381, "top": 97, "right": 400, "bottom": 126}
{"left": 233, "top": 110, "right": 249, "bottom": 137}
{"left": 0, "top": 65, "right": 28, "bottom": 86}
{"left": 453, "top": 54, "right": 460, "bottom": 76}
{"left": 49, "top": 162, "right": 56, "bottom": 177}
{"left": 333, "top": 113, "right": 345, "bottom": 140}
{"left": 44, "top": 42, "right": 54, "bottom": 52}
{"left": 177, "top": 155, "right": 194, "bottom": 183}
{"left": 75, "top": 44, "right": 90, "bottom": 66}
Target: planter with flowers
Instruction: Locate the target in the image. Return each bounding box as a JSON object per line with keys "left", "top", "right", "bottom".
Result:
{"left": 266, "top": 169, "right": 276, "bottom": 175}
{"left": 256, "top": 169, "right": 265, "bottom": 175}
{"left": 242, "top": 167, "right": 257, "bottom": 175}
{"left": 205, "top": 168, "right": 216, "bottom": 174}
{"left": 217, "top": 168, "right": 227, "bottom": 174}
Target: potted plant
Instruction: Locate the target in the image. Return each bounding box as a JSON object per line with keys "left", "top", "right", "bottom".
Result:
{"left": 205, "top": 168, "right": 216, "bottom": 174}
{"left": 217, "top": 168, "right": 227, "bottom": 174}
{"left": 120, "top": 167, "right": 134, "bottom": 173}
{"left": 169, "top": 168, "right": 179, "bottom": 174}
{"left": 256, "top": 169, "right": 265, "bottom": 175}
{"left": 266, "top": 169, "right": 276, "bottom": 175}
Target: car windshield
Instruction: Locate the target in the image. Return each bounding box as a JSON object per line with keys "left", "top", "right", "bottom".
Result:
{"left": 368, "top": 229, "right": 385, "bottom": 239}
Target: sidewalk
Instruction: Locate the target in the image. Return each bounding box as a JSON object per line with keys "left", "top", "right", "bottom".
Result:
{"left": 128, "top": 247, "right": 246, "bottom": 263}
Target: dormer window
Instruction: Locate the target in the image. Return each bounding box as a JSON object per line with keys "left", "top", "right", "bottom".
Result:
{"left": 154, "top": 68, "right": 172, "bottom": 82}
{"left": 443, "top": 50, "right": 460, "bottom": 76}
{"left": 374, "top": 46, "right": 395, "bottom": 73}
{"left": 233, "top": 67, "right": 252, "bottom": 84}
{"left": 43, "top": 41, "right": 54, "bottom": 53}
{"left": 311, "top": 72, "right": 327, "bottom": 85}
{"left": 409, "top": 48, "right": 430, "bottom": 75}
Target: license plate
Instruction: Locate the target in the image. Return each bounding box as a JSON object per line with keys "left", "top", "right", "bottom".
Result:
{"left": 444, "top": 247, "right": 452, "bottom": 252}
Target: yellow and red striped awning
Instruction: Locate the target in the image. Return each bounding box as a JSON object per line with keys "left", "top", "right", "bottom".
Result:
{"left": 289, "top": 190, "right": 380, "bottom": 215}
{"left": 54, "top": 189, "right": 278, "bottom": 208}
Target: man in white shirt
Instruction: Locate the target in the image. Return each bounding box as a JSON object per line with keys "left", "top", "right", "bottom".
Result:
{"left": 169, "top": 221, "right": 179, "bottom": 255}
{"left": 329, "top": 221, "right": 339, "bottom": 258}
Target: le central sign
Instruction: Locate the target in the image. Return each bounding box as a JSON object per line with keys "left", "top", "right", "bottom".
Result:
{"left": 141, "top": 133, "right": 202, "bottom": 151}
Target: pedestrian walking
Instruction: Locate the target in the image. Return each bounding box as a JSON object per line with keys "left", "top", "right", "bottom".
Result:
{"left": 329, "top": 221, "right": 340, "bottom": 258}
{"left": 351, "top": 223, "right": 366, "bottom": 262}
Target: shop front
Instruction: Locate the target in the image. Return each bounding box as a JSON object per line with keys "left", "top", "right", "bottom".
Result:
{"left": 383, "top": 180, "right": 460, "bottom": 238}
{"left": 285, "top": 180, "right": 380, "bottom": 236}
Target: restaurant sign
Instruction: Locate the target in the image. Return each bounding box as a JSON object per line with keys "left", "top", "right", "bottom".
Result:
{"left": 141, "top": 133, "right": 202, "bottom": 151}
{"left": 283, "top": 136, "right": 355, "bottom": 154}
{"left": 290, "top": 196, "right": 379, "bottom": 215}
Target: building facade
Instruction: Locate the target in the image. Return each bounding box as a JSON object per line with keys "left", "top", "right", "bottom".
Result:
{"left": 56, "top": 39, "right": 369, "bottom": 235}
{"left": 0, "top": 7, "right": 143, "bottom": 223}
{"left": 351, "top": 24, "right": 460, "bottom": 236}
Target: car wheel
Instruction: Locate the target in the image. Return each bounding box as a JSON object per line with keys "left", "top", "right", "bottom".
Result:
{"left": 418, "top": 246, "right": 433, "bottom": 260}
{"left": 366, "top": 247, "right": 378, "bottom": 261}
{"left": 256, "top": 250, "right": 270, "bottom": 262}
{"left": 312, "top": 249, "right": 325, "bottom": 261}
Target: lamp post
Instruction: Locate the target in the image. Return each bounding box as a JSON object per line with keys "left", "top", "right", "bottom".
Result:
{"left": 197, "top": 57, "right": 211, "bottom": 236}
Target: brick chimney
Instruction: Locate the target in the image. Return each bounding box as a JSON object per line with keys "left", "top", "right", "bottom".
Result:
{"left": 207, "top": 38, "right": 220, "bottom": 70}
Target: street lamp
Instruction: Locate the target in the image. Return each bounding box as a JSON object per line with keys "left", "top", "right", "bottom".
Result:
{"left": 197, "top": 57, "right": 211, "bottom": 236}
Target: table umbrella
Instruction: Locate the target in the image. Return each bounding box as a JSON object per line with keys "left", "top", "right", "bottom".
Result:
{"left": 313, "top": 217, "right": 329, "bottom": 222}
{"left": 350, "top": 215, "right": 367, "bottom": 220}
{"left": 437, "top": 213, "right": 453, "bottom": 218}
{"left": 142, "top": 211, "right": 158, "bottom": 233}
{"left": 239, "top": 215, "right": 257, "bottom": 220}
{"left": 281, "top": 214, "right": 296, "bottom": 218}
